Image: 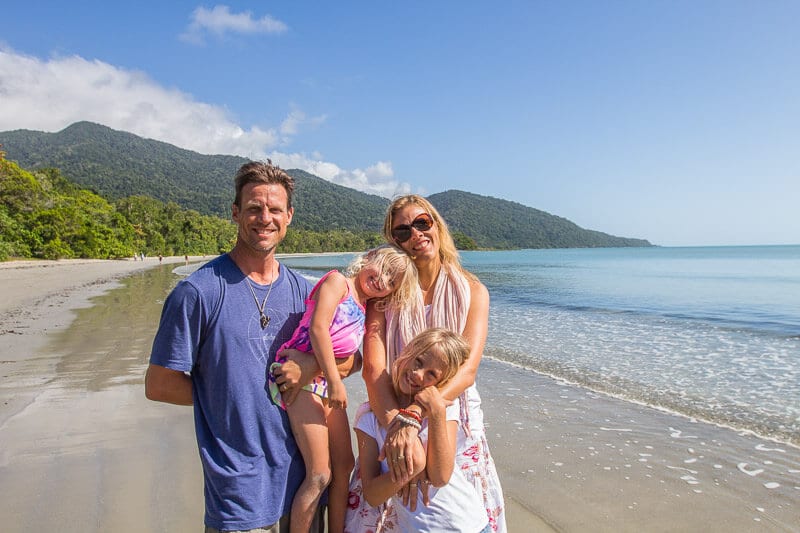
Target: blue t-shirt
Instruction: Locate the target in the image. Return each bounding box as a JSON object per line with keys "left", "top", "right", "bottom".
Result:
{"left": 150, "top": 254, "right": 312, "bottom": 530}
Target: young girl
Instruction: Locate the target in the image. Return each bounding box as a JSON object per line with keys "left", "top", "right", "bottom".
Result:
{"left": 347, "top": 328, "right": 491, "bottom": 533}
{"left": 269, "top": 245, "right": 418, "bottom": 533}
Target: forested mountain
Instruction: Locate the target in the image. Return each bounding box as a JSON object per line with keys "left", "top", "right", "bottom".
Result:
{"left": 0, "top": 121, "right": 243, "bottom": 217}
{"left": 0, "top": 122, "right": 652, "bottom": 249}
{"left": 0, "top": 122, "right": 388, "bottom": 230}
{"left": 429, "top": 190, "right": 651, "bottom": 248}
{"left": 0, "top": 157, "right": 384, "bottom": 260}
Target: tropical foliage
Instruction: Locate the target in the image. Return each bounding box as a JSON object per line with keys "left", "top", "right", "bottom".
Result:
{"left": 0, "top": 155, "right": 389, "bottom": 261}
{"left": 1, "top": 159, "right": 135, "bottom": 260}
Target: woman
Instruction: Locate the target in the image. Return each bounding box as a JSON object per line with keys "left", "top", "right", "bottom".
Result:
{"left": 346, "top": 195, "right": 506, "bottom": 532}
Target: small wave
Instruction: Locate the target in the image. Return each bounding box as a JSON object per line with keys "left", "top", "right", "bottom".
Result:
{"left": 483, "top": 344, "right": 800, "bottom": 447}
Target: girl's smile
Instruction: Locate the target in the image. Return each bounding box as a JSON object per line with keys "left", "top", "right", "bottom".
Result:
{"left": 397, "top": 350, "right": 447, "bottom": 395}
{"left": 358, "top": 264, "right": 398, "bottom": 300}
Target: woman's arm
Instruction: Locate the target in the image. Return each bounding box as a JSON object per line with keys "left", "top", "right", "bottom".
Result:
{"left": 438, "top": 278, "right": 489, "bottom": 401}
{"left": 362, "top": 302, "right": 399, "bottom": 426}
{"left": 308, "top": 272, "right": 349, "bottom": 409}
{"left": 356, "top": 428, "right": 426, "bottom": 507}
{"left": 362, "top": 301, "right": 425, "bottom": 483}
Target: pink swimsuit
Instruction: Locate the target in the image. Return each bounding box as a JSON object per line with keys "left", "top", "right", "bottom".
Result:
{"left": 269, "top": 271, "right": 365, "bottom": 407}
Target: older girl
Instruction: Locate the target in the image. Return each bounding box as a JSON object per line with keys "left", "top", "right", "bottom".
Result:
{"left": 348, "top": 328, "right": 490, "bottom": 533}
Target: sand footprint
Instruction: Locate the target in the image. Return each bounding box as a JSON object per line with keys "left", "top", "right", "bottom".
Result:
{"left": 737, "top": 462, "right": 764, "bottom": 476}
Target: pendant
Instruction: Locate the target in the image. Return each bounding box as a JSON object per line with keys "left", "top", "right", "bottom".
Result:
{"left": 260, "top": 314, "right": 270, "bottom": 329}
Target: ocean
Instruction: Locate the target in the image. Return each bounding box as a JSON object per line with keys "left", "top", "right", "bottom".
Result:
{"left": 281, "top": 245, "right": 800, "bottom": 446}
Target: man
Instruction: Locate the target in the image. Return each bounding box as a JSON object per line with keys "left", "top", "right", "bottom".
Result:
{"left": 145, "top": 161, "right": 317, "bottom": 532}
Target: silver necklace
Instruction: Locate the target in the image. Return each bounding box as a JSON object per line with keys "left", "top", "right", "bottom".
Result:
{"left": 246, "top": 275, "right": 275, "bottom": 329}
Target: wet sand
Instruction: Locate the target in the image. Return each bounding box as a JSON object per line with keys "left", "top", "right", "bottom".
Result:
{"left": 0, "top": 258, "right": 798, "bottom": 532}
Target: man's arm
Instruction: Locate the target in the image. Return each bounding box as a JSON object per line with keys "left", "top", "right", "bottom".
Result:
{"left": 144, "top": 363, "right": 193, "bottom": 405}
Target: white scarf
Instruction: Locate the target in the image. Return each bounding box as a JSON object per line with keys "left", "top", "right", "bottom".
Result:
{"left": 384, "top": 264, "right": 471, "bottom": 368}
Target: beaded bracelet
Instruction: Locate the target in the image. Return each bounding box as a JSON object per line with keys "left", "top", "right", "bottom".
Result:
{"left": 398, "top": 408, "right": 422, "bottom": 424}
{"left": 394, "top": 413, "right": 422, "bottom": 430}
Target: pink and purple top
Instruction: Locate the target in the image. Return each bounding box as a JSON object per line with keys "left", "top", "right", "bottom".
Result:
{"left": 270, "top": 271, "right": 365, "bottom": 406}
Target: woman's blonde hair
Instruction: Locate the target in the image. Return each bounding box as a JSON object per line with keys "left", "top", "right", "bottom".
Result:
{"left": 391, "top": 328, "right": 470, "bottom": 395}
{"left": 345, "top": 245, "right": 418, "bottom": 309}
{"left": 382, "top": 195, "right": 475, "bottom": 281}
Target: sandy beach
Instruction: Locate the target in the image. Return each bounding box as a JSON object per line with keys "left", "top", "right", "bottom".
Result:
{"left": 1, "top": 258, "right": 798, "bottom": 532}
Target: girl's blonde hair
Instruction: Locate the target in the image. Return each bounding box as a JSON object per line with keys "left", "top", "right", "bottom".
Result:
{"left": 391, "top": 328, "right": 470, "bottom": 395}
{"left": 346, "top": 245, "right": 418, "bottom": 309}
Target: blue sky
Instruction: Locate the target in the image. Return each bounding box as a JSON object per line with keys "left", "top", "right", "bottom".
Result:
{"left": 1, "top": 1, "right": 798, "bottom": 246}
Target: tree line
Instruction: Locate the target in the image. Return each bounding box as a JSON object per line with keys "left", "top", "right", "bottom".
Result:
{"left": 0, "top": 156, "right": 390, "bottom": 261}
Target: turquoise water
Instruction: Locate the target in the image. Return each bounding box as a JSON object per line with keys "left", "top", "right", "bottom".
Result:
{"left": 281, "top": 245, "right": 800, "bottom": 445}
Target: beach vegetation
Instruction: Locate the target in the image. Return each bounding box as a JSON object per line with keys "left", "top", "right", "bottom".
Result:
{"left": 1, "top": 159, "right": 137, "bottom": 259}
{"left": 452, "top": 231, "right": 478, "bottom": 250}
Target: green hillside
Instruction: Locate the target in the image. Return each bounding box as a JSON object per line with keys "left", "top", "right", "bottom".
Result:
{"left": 0, "top": 122, "right": 652, "bottom": 249}
{"left": 429, "top": 190, "right": 651, "bottom": 248}
{"left": 0, "top": 121, "right": 243, "bottom": 217}
{"left": 0, "top": 122, "right": 389, "bottom": 231}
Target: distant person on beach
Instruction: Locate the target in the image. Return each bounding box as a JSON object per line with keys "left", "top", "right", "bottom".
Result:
{"left": 184, "top": 254, "right": 188, "bottom": 265}
{"left": 145, "top": 160, "right": 349, "bottom": 532}
{"left": 268, "top": 245, "right": 417, "bottom": 533}
{"left": 345, "top": 328, "right": 490, "bottom": 533}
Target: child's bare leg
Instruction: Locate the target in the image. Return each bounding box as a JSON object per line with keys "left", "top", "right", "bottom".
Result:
{"left": 326, "top": 407, "right": 355, "bottom": 533}
{"left": 286, "top": 392, "right": 331, "bottom": 533}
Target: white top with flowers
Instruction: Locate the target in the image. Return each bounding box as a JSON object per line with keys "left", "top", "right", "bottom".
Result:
{"left": 353, "top": 399, "right": 489, "bottom": 533}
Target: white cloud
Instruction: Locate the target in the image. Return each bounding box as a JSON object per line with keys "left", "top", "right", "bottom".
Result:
{"left": 180, "top": 5, "right": 288, "bottom": 45}
{"left": 0, "top": 48, "right": 278, "bottom": 156}
{"left": 269, "top": 152, "right": 412, "bottom": 198}
{"left": 280, "top": 105, "right": 327, "bottom": 139}
{"left": 0, "top": 48, "right": 405, "bottom": 198}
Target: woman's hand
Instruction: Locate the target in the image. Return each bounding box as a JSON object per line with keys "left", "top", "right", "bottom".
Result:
{"left": 380, "top": 420, "right": 424, "bottom": 483}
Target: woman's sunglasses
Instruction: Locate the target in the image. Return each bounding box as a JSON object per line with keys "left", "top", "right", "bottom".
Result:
{"left": 391, "top": 213, "right": 434, "bottom": 243}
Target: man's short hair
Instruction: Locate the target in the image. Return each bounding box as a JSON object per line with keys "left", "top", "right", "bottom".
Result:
{"left": 234, "top": 160, "right": 295, "bottom": 209}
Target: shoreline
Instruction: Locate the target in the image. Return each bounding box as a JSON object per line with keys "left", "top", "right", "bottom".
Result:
{"left": 483, "top": 355, "right": 800, "bottom": 452}
{"left": 1, "top": 258, "right": 798, "bottom": 531}
{"left": 0, "top": 256, "right": 204, "bottom": 429}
